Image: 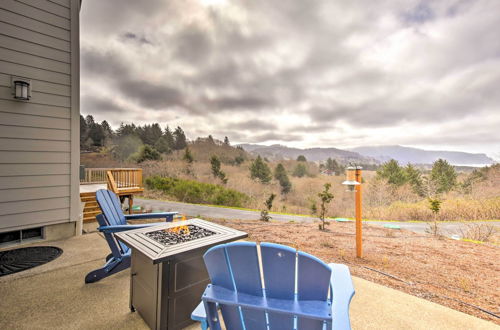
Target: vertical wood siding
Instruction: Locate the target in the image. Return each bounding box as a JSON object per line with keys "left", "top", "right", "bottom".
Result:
{"left": 0, "top": 0, "right": 78, "bottom": 232}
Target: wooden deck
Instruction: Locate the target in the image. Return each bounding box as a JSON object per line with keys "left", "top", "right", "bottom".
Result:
{"left": 80, "top": 168, "right": 144, "bottom": 222}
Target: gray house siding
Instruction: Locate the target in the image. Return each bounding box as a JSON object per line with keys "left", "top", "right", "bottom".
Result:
{"left": 0, "top": 0, "right": 79, "bottom": 234}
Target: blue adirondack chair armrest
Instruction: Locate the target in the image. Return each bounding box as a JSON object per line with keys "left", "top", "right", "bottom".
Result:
{"left": 124, "top": 212, "right": 178, "bottom": 222}
{"left": 191, "top": 302, "right": 208, "bottom": 329}
{"left": 97, "top": 223, "right": 160, "bottom": 234}
{"left": 202, "top": 284, "right": 331, "bottom": 321}
{"left": 329, "top": 263, "right": 355, "bottom": 330}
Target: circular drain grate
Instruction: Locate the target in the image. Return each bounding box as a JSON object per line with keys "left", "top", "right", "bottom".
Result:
{"left": 0, "top": 246, "right": 63, "bottom": 277}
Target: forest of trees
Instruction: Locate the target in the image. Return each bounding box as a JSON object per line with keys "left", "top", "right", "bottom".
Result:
{"left": 80, "top": 115, "right": 189, "bottom": 161}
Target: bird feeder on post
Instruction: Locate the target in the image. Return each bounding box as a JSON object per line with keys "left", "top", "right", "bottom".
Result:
{"left": 342, "top": 166, "right": 363, "bottom": 258}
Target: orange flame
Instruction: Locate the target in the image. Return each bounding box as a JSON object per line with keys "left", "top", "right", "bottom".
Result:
{"left": 166, "top": 225, "right": 190, "bottom": 235}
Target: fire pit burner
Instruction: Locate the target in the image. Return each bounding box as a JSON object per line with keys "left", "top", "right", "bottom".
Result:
{"left": 145, "top": 225, "right": 216, "bottom": 246}
{"left": 115, "top": 219, "right": 247, "bottom": 329}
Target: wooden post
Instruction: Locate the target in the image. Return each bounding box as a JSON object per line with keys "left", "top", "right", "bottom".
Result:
{"left": 128, "top": 195, "right": 133, "bottom": 215}
{"left": 355, "top": 167, "right": 363, "bottom": 258}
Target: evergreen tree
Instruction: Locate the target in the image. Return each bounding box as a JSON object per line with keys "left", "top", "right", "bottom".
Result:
{"left": 318, "top": 183, "right": 334, "bottom": 230}
{"left": 430, "top": 159, "right": 457, "bottom": 193}
{"left": 116, "top": 123, "right": 137, "bottom": 137}
{"left": 210, "top": 155, "right": 228, "bottom": 184}
{"left": 154, "top": 136, "right": 171, "bottom": 154}
{"left": 164, "top": 126, "right": 175, "bottom": 151}
{"left": 135, "top": 145, "right": 161, "bottom": 163}
{"left": 325, "top": 157, "right": 342, "bottom": 175}
{"left": 274, "top": 163, "right": 292, "bottom": 194}
{"left": 404, "top": 164, "right": 425, "bottom": 196}
{"left": 224, "top": 136, "right": 230, "bottom": 146}
{"left": 292, "top": 163, "right": 307, "bottom": 178}
{"left": 80, "top": 115, "right": 88, "bottom": 148}
{"left": 183, "top": 146, "right": 194, "bottom": 163}
{"left": 376, "top": 159, "right": 407, "bottom": 186}
{"left": 250, "top": 156, "right": 272, "bottom": 183}
{"left": 173, "top": 126, "right": 187, "bottom": 150}
{"left": 296, "top": 155, "right": 307, "bottom": 162}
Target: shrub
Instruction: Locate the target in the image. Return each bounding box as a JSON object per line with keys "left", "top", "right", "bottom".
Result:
{"left": 292, "top": 163, "right": 308, "bottom": 178}
{"left": 134, "top": 145, "right": 161, "bottom": 163}
{"left": 296, "top": 155, "right": 307, "bottom": 162}
{"left": 183, "top": 147, "right": 194, "bottom": 163}
{"left": 145, "top": 176, "right": 248, "bottom": 207}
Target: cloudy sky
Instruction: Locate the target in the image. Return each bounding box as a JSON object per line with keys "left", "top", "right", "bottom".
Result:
{"left": 80, "top": 0, "right": 500, "bottom": 158}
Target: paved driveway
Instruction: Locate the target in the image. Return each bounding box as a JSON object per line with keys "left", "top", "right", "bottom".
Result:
{"left": 135, "top": 198, "right": 500, "bottom": 238}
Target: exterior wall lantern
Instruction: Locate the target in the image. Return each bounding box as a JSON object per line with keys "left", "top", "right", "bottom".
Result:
{"left": 342, "top": 166, "right": 363, "bottom": 258}
{"left": 11, "top": 77, "right": 32, "bottom": 101}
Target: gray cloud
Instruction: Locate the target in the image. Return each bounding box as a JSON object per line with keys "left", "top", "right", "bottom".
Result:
{"left": 226, "top": 119, "right": 278, "bottom": 131}
{"left": 81, "top": 95, "right": 126, "bottom": 114}
{"left": 121, "top": 32, "right": 152, "bottom": 45}
{"left": 117, "top": 80, "right": 185, "bottom": 110}
{"left": 80, "top": 0, "right": 500, "bottom": 154}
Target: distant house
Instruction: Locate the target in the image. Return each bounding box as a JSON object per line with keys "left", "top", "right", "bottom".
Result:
{"left": 0, "top": 0, "right": 80, "bottom": 245}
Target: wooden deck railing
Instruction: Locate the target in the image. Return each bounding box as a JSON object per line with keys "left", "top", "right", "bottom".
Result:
{"left": 80, "top": 168, "right": 143, "bottom": 194}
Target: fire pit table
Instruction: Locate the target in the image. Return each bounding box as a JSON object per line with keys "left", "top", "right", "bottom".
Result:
{"left": 115, "top": 219, "right": 247, "bottom": 330}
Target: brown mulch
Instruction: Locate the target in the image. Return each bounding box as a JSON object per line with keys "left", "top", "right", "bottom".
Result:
{"left": 208, "top": 218, "right": 500, "bottom": 324}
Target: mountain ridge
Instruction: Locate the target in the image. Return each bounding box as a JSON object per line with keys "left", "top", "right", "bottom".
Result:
{"left": 349, "top": 145, "right": 494, "bottom": 165}
{"left": 238, "top": 143, "right": 495, "bottom": 166}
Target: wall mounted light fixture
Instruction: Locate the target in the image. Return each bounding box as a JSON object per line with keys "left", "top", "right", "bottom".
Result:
{"left": 11, "top": 77, "right": 32, "bottom": 101}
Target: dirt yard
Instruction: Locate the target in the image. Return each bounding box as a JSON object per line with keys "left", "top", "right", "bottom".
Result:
{"left": 207, "top": 218, "right": 500, "bottom": 324}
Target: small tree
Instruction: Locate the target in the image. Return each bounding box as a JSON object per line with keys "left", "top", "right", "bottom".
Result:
{"left": 274, "top": 163, "right": 292, "bottom": 194}
{"left": 250, "top": 156, "right": 272, "bottom": 183}
{"left": 135, "top": 145, "right": 161, "bottom": 163}
{"left": 297, "top": 155, "right": 307, "bottom": 162}
{"left": 292, "top": 163, "right": 307, "bottom": 178}
{"left": 224, "top": 136, "right": 230, "bottom": 146}
{"left": 210, "top": 155, "right": 228, "bottom": 184}
{"left": 427, "top": 197, "right": 442, "bottom": 236}
{"left": 260, "top": 193, "right": 276, "bottom": 221}
{"left": 183, "top": 147, "right": 194, "bottom": 163}
{"left": 310, "top": 202, "right": 317, "bottom": 215}
{"left": 430, "top": 159, "right": 457, "bottom": 193}
{"left": 318, "top": 183, "right": 334, "bottom": 230}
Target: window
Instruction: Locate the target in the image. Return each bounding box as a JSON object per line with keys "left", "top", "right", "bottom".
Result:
{"left": 0, "top": 227, "right": 44, "bottom": 247}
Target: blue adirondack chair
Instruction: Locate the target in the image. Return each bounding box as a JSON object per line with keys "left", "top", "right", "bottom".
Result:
{"left": 191, "top": 242, "right": 355, "bottom": 330}
{"left": 85, "top": 189, "right": 177, "bottom": 283}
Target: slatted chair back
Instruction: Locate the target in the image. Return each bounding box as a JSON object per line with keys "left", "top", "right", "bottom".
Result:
{"left": 95, "top": 189, "right": 129, "bottom": 255}
{"left": 203, "top": 242, "right": 333, "bottom": 330}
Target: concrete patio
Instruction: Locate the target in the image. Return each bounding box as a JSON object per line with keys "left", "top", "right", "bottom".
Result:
{"left": 0, "top": 233, "right": 496, "bottom": 330}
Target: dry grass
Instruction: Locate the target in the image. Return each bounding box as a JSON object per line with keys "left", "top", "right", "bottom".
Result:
{"left": 82, "top": 152, "right": 500, "bottom": 221}
{"left": 458, "top": 223, "right": 498, "bottom": 242}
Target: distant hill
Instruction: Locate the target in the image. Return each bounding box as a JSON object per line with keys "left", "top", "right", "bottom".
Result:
{"left": 238, "top": 144, "right": 378, "bottom": 164}
{"left": 349, "top": 145, "right": 495, "bottom": 166}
